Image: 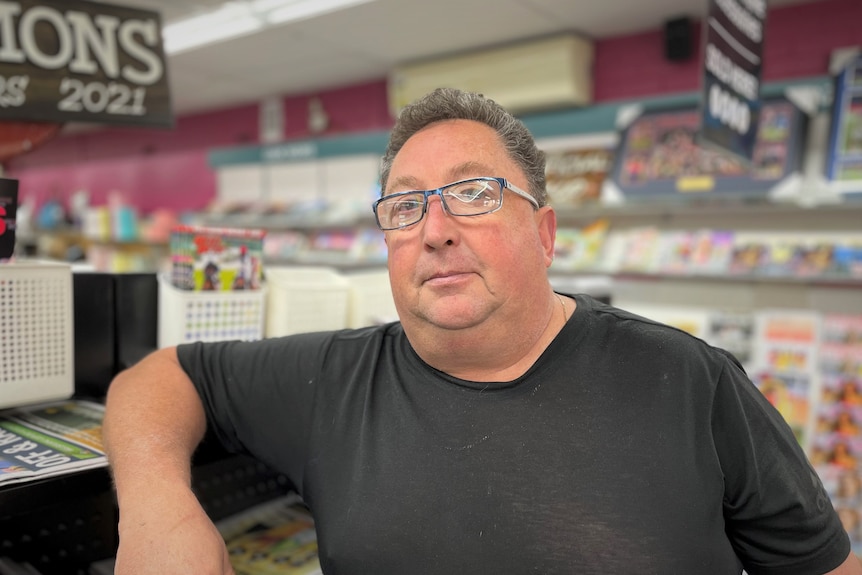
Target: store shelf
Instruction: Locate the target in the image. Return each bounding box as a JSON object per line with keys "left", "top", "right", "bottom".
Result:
{"left": 551, "top": 271, "right": 862, "bottom": 289}
{"left": 553, "top": 198, "right": 862, "bottom": 231}
{"left": 24, "top": 229, "right": 169, "bottom": 273}
{"left": 193, "top": 212, "right": 377, "bottom": 231}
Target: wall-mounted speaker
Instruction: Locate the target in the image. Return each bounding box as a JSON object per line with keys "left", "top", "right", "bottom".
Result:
{"left": 664, "top": 17, "right": 693, "bottom": 62}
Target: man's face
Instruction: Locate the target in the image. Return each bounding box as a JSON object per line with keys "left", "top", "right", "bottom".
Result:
{"left": 384, "top": 119, "right": 555, "bottom": 333}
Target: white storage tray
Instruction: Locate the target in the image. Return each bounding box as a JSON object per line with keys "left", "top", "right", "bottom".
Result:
{"left": 0, "top": 260, "right": 74, "bottom": 409}
{"left": 158, "top": 275, "right": 266, "bottom": 348}
{"left": 344, "top": 268, "right": 398, "bottom": 328}
{"left": 264, "top": 266, "right": 350, "bottom": 337}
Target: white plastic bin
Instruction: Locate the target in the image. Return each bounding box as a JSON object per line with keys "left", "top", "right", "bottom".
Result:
{"left": 0, "top": 260, "right": 74, "bottom": 408}
{"left": 344, "top": 268, "right": 398, "bottom": 328}
{"left": 158, "top": 275, "right": 266, "bottom": 348}
{"left": 264, "top": 266, "right": 350, "bottom": 337}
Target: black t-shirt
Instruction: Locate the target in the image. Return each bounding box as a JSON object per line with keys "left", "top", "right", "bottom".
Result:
{"left": 178, "top": 294, "right": 850, "bottom": 575}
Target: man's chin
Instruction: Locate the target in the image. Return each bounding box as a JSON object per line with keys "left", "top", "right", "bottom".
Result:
{"left": 422, "top": 303, "right": 487, "bottom": 331}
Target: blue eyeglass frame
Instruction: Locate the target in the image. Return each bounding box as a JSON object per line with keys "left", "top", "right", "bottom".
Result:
{"left": 372, "top": 176, "right": 540, "bottom": 230}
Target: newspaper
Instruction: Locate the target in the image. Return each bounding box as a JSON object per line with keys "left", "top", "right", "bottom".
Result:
{"left": 0, "top": 399, "right": 107, "bottom": 486}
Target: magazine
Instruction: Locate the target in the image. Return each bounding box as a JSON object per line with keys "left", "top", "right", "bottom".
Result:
{"left": 170, "top": 225, "right": 266, "bottom": 291}
{"left": 551, "top": 219, "right": 609, "bottom": 272}
{"left": 654, "top": 230, "right": 694, "bottom": 274}
{"left": 0, "top": 399, "right": 107, "bottom": 486}
{"left": 705, "top": 311, "right": 755, "bottom": 368}
{"left": 616, "top": 227, "right": 662, "bottom": 273}
{"left": 728, "top": 234, "right": 770, "bottom": 276}
{"left": 752, "top": 370, "right": 813, "bottom": 444}
{"left": 216, "top": 494, "right": 322, "bottom": 575}
{"left": 751, "top": 310, "right": 820, "bottom": 375}
{"left": 544, "top": 147, "right": 613, "bottom": 206}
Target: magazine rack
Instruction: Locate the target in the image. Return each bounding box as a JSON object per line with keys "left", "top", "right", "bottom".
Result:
{"left": 0, "top": 260, "right": 74, "bottom": 409}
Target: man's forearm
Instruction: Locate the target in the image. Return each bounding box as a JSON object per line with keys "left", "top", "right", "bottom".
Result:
{"left": 103, "top": 346, "right": 207, "bottom": 504}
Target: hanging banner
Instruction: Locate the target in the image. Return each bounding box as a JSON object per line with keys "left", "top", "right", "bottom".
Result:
{"left": 699, "top": 0, "right": 766, "bottom": 161}
{"left": 0, "top": 0, "right": 172, "bottom": 127}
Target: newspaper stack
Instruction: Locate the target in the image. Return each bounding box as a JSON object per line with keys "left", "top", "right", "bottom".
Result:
{"left": 0, "top": 400, "right": 107, "bottom": 487}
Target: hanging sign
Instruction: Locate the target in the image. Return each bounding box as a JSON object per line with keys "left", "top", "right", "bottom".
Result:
{"left": 0, "top": 0, "right": 172, "bottom": 127}
{"left": 699, "top": 0, "right": 766, "bottom": 161}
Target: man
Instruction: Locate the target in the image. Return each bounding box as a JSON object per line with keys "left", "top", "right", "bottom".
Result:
{"left": 103, "top": 88, "right": 859, "bottom": 574}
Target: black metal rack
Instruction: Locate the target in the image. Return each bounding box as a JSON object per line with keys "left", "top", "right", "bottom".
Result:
{"left": 0, "top": 466, "right": 116, "bottom": 575}
{"left": 0, "top": 438, "right": 291, "bottom": 574}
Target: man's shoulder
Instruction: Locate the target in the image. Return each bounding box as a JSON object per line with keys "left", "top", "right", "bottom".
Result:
{"left": 573, "top": 294, "right": 729, "bottom": 360}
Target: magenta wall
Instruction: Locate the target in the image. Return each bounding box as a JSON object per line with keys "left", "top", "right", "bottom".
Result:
{"left": 593, "top": 0, "right": 862, "bottom": 101}
{"left": 6, "top": 80, "right": 392, "bottom": 213}
{"left": 6, "top": 0, "right": 859, "bottom": 214}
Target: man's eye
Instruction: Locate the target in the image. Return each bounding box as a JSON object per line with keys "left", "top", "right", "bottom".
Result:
{"left": 389, "top": 198, "right": 422, "bottom": 216}
{"left": 448, "top": 184, "right": 491, "bottom": 204}
{"left": 392, "top": 200, "right": 422, "bottom": 214}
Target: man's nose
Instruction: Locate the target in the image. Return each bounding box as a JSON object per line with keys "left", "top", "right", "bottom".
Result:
{"left": 421, "top": 194, "right": 458, "bottom": 247}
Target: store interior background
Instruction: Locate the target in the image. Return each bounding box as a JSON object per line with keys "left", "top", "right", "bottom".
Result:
{"left": 4, "top": 0, "right": 860, "bottom": 312}
{"left": 4, "top": 0, "right": 858, "bottom": 216}
{"left": 1, "top": 0, "right": 862, "bottom": 570}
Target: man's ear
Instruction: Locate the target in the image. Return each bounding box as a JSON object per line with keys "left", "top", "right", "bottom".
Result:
{"left": 536, "top": 206, "right": 557, "bottom": 268}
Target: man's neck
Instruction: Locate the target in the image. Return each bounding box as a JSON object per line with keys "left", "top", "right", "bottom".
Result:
{"left": 404, "top": 292, "right": 570, "bottom": 382}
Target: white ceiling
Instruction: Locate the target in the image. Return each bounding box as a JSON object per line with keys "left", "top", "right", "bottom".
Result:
{"left": 101, "top": 0, "right": 816, "bottom": 117}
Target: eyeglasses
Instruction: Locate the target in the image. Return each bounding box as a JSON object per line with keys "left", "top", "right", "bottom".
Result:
{"left": 373, "top": 177, "right": 539, "bottom": 231}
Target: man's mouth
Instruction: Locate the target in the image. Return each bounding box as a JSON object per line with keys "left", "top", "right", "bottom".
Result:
{"left": 424, "top": 271, "right": 473, "bottom": 286}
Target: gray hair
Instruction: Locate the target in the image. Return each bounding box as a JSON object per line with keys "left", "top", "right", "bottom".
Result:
{"left": 380, "top": 88, "right": 547, "bottom": 207}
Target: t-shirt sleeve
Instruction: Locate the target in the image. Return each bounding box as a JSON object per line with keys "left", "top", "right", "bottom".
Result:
{"left": 176, "top": 333, "right": 333, "bottom": 488}
{"left": 711, "top": 354, "right": 851, "bottom": 575}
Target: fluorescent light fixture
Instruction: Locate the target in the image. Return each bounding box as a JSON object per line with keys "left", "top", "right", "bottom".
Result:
{"left": 266, "top": 0, "right": 376, "bottom": 25}
{"left": 162, "top": 0, "right": 376, "bottom": 55}
{"left": 250, "top": 0, "right": 307, "bottom": 11}
{"left": 163, "top": 3, "right": 262, "bottom": 54}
